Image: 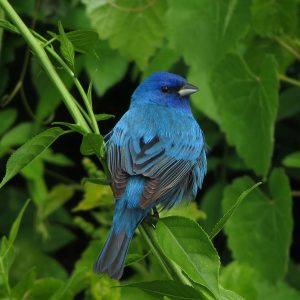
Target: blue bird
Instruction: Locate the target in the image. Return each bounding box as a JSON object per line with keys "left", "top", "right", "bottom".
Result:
{"left": 93, "top": 72, "right": 207, "bottom": 279}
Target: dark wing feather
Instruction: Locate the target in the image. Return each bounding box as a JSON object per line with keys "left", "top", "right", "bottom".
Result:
{"left": 107, "top": 109, "right": 205, "bottom": 208}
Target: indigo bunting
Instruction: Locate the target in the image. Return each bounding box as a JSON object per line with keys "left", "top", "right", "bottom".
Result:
{"left": 94, "top": 72, "right": 207, "bottom": 279}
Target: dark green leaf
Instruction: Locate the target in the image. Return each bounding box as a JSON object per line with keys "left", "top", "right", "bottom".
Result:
{"left": 222, "top": 169, "right": 293, "bottom": 282}
{"left": 211, "top": 55, "right": 279, "bottom": 176}
{"left": 80, "top": 133, "right": 104, "bottom": 157}
{"left": 210, "top": 182, "right": 262, "bottom": 239}
{"left": 40, "top": 184, "right": 75, "bottom": 219}
{"left": 123, "top": 280, "right": 204, "bottom": 300}
{"left": 58, "top": 21, "right": 75, "bottom": 71}
{"left": 8, "top": 199, "right": 30, "bottom": 246}
{"left": 0, "top": 108, "right": 17, "bottom": 136}
{"left": 277, "top": 87, "right": 300, "bottom": 120}
{"left": 0, "top": 127, "right": 65, "bottom": 188}
{"left": 156, "top": 217, "right": 220, "bottom": 298}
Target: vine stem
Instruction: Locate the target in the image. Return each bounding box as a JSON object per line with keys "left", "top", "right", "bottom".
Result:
{"left": 278, "top": 74, "right": 300, "bottom": 87}
{"left": 0, "top": 0, "right": 91, "bottom": 133}
{"left": 139, "top": 223, "right": 192, "bottom": 285}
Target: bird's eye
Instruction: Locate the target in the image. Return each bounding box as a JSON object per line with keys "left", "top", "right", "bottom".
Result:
{"left": 161, "top": 86, "right": 169, "bottom": 93}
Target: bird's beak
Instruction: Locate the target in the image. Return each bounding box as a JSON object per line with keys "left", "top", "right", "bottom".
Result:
{"left": 178, "top": 83, "right": 199, "bottom": 97}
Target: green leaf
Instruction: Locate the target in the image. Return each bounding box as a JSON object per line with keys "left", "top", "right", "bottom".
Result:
{"left": 221, "top": 262, "right": 300, "bottom": 300}
{"left": 58, "top": 21, "right": 75, "bottom": 71}
{"left": 211, "top": 55, "right": 279, "bottom": 176}
{"left": 166, "top": 0, "right": 251, "bottom": 121}
{"left": 73, "top": 181, "right": 113, "bottom": 212}
{"left": 219, "top": 286, "right": 245, "bottom": 300}
{"left": 12, "top": 268, "right": 36, "bottom": 299}
{"left": 123, "top": 280, "right": 205, "bottom": 300}
{"left": 210, "top": 182, "right": 262, "bottom": 239}
{"left": 27, "top": 278, "right": 68, "bottom": 300}
{"left": 220, "top": 262, "right": 258, "bottom": 300}
{"left": 0, "top": 127, "right": 65, "bottom": 188}
{"left": 282, "top": 152, "right": 300, "bottom": 168}
{"left": 200, "top": 183, "right": 224, "bottom": 233}
{"left": 52, "top": 122, "right": 86, "bottom": 135}
{"left": 80, "top": 133, "right": 104, "bottom": 157}
{"left": 277, "top": 87, "right": 300, "bottom": 120}
{"left": 160, "top": 202, "right": 206, "bottom": 221}
{"left": 0, "top": 108, "right": 17, "bottom": 136}
{"left": 0, "top": 19, "right": 18, "bottom": 34}
{"left": 84, "top": 41, "right": 128, "bottom": 96}
{"left": 222, "top": 169, "right": 293, "bottom": 282}
{"left": 156, "top": 217, "right": 220, "bottom": 298}
{"left": 32, "top": 58, "right": 74, "bottom": 121}
{"left": 94, "top": 114, "right": 115, "bottom": 121}
{"left": 142, "top": 48, "right": 180, "bottom": 80}
{"left": 41, "top": 149, "right": 74, "bottom": 166}
{"left": 8, "top": 199, "right": 30, "bottom": 247}
{"left": 66, "top": 29, "right": 99, "bottom": 56}
{"left": 251, "top": 0, "right": 297, "bottom": 37}
{"left": 40, "top": 184, "right": 75, "bottom": 219}
{"left": 1, "top": 122, "right": 39, "bottom": 147}
{"left": 82, "top": 0, "right": 167, "bottom": 69}
{"left": 125, "top": 252, "right": 150, "bottom": 267}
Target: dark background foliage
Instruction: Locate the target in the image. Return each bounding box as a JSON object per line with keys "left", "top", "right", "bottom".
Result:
{"left": 0, "top": 0, "right": 300, "bottom": 299}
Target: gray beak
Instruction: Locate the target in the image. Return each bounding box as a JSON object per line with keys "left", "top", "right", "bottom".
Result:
{"left": 178, "top": 83, "right": 198, "bottom": 97}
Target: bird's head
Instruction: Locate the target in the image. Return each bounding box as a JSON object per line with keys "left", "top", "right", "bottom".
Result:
{"left": 131, "top": 72, "right": 198, "bottom": 113}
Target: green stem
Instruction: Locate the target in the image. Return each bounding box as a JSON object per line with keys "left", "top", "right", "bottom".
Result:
{"left": 139, "top": 223, "right": 192, "bottom": 285}
{"left": 279, "top": 74, "right": 300, "bottom": 87}
{"left": 276, "top": 38, "right": 300, "bottom": 60}
{"left": 0, "top": 0, "right": 91, "bottom": 133}
{"left": 45, "top": 46, "right": 99, "bottom": 134}
{"left": 0, "top": 258, "right": 12, "bottom": 299}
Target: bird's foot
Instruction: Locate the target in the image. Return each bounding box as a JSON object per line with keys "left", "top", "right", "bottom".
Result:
{"left": 143, "top": 207, "right": 160, "bottom": 228}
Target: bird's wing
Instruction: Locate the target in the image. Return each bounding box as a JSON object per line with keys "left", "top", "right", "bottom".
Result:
{"left": 107, "top": 108, "right": 205, "bottom": 209}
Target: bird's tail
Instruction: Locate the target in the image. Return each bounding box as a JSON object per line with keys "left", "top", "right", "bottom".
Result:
{"left": 93, "top": 227, "right": 132, "bottom": 280}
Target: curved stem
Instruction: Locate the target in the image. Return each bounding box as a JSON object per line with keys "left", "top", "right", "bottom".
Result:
{"left": 279, "top": 74, "right": 300, "bottom": 87}
{"left": 0, "top": 0, "right": 91, "bottom": 133}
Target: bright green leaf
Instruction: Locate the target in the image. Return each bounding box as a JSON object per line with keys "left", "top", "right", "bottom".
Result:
{"left": 66, "top": 29, "right": 99, "bottom": 56}
{"left": 0, "top": 127, "right": 65, "bottom": 188}
{"left": 80, "top": 133, "right": 104, "bottom": 157}
{"left": 211, "top": 55, "right": 279, "bottom": 176}
{"left": 167, "top": 0, "right": 251, "bottom": 121}
{"left": 95, "top": 114, "right": 115, "bottom": 121}
{"left": 282, "top": 152, "right": 300, "bottom": 168}
{"left": 222, "top": 169, "right": 293, "bottom": 282}
{"left": 82, "top": 0, "right": 167, "bottom": 69}
{"left": 251, "top": 0, "right": 297, "bottom": 37}
{"left": 0, "top": 19, "right": 18, "bottom": 34}
{"left": 156, "top": 217, "right": 220, "bottom": 298}
{"left": 58, "top": 21, "right": 75, "bottom": 71}
{"left": 84, "top": 41, "right": 128, "bottom": 96}
{"left": 52, "top": 122, "right": 86, "bottom": 135}
{"left": 123, "top": 280, "right": 205, "bottom": 300}
{"left": 210, "top": 182, "right": 261, "bottom": 239}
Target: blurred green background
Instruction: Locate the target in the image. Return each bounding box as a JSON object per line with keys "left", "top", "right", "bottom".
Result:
{"left": 0, "top": 0, "right": 300, "bottom": 299}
